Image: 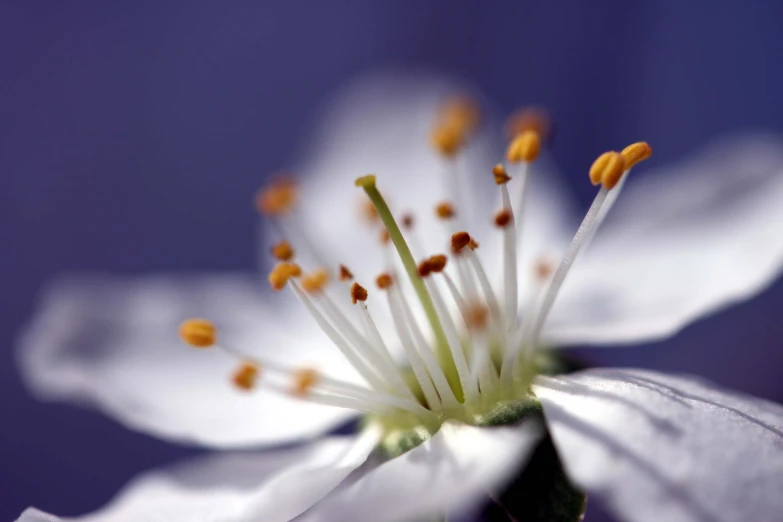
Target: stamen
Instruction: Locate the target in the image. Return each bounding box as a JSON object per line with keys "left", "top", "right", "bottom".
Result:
{"left": 268, "top": 262, "right": 303, "bottom": 291}
{"left": 492, "top": 164, "right": 519, "bottom": 334}
{"left": 301, "top": 268, "right": 330, "bottom": 294}
{"left": 361, "top": 199, "right": 381, "bottom": 224}
{"left": 435, "top": 201, "right": 457, "bottom": 220}
{"left": 376, "top": 273, "right": 394, "bottom": 290}
{"left": 401, "top": 213, "right": 415, "bottom": 230}
{"left": 622, "top": 141, "right": 653, "bottom": 170}
{"left": 179, "top": 318, "right": 216, "bottom": 348}
{"left": 339, "top": 264, "right": 354, "bottom": 282}
{"left": 589, "top": 151, "right": 626, "bottom": 190}
{"left": 270, "top": 240, "right": 295, "bottom": 261}
{"left": 350, "top": 282, "right": 368, "bottom": 305}
{"left": 356, "top": 175, "right": 460, "bottom": 398}
{"left": 391, "top": 284, "right": 459, "bottom": 408}
{"left": 291, "top": 368, "right": 319, "bottom": 397}
{"left": 255, "top": 178, "right": 298, "bottom": 216}
{"left": 430, "top": 123, "right": 465, "bottom": 159}
{"left": 379, "top": 229, "right": 391, "bottom": 245}
{"left": 232, "top": 362, "right": 260, "bottom": 391}
{"left": 506, "top": 131, "right": 541, "bottom": 164}
{"left": 438, "top": 95, "right": 480, "bottom": 136}
{"left": 419, "top": 257, "right": 478, "bottom": 403}
{"left": 494, "top": 209, "right": 512, "bottom": 228}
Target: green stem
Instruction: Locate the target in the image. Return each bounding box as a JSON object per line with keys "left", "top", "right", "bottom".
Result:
{"left": 357, "top": 175, "right": 463, "bottom": 401}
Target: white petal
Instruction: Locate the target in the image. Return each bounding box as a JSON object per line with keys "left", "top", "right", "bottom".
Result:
{"left": 534, "top": 368, "right": 783, "bottom": 522}
{"left": 18, "top": 274, "right": 359, "bottom": 448}
{"left": 298, "top": 420, "right": 542, "bottom": 522}
{"left": 545, "top": 134, "right": 783, "bottom": 345}
{"left": 17, "top": 430, "right": 378, "bottom": 522}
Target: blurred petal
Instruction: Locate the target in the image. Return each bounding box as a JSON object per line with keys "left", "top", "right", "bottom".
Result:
{"left": 534, "top": 368, "right": 783, "bottom": 522}
{"left": 545, "top": 134, "right": 783, "bottom": 345}
{"left": 18, "top": 274, "right": 359, "bottom": 448}
{"left": 299, "top": 420, "right": 542, "bottom": 522}
{"left": 16, "top": 430, "right": 378, "bottom": 522}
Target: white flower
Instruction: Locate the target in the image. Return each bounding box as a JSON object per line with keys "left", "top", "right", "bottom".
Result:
{"left": 17, "top": 72, "right": 783, "bottom": 522}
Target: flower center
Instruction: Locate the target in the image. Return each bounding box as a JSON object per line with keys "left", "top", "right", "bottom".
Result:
{"left": 179, "top": 98, "right": 651, "bottom": 453}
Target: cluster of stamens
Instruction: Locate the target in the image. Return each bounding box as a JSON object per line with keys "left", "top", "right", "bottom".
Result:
{"left": 179, "top": 97, "right": 651, "bottom": 431}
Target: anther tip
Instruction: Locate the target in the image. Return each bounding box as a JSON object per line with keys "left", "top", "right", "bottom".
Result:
{"left": 428, "top": 254, "right": 448, "bottom": 273}
{"left": 268, "top": 262, "right": 302, "bottom": 291}
{"left": 435, "top": 201, "right": 456, "bottom": 220}
{"left": 232, "top": 363, "right": 259, "bottom": 391}
{"left": 492, "top": 164, "right": 511, "bottom": 185}
{"left": 270, "top": 241, "right": 294, "bottom": 261}
{"left": 506, "top": 130, "right": 541, "bottom": 164}
{"left": 350, "top": 282, "right": 368, "bottom": 304}
{"left": 339, "top": 264, "right": 354, "bottom": 282}
{"left": 494, "top": 209, "right": 512, "bottom": 228}
{"left": 589, "top": 151, "right": 626, "bottom": 190}
{"left": 179, "top": 318, "right": 216, "bottom": 348}
{"left": 376, "top": 273, "right": 394, "bottom": 290}
{"left": 451, "top": 231, "right": 471, "bottom": 251}
{"left": 417, "top": 259, "right": 433, "bottom": 278}
{"left": 506, "top": 107, "right": 551, "bottom": 141}
{"left": 301, "top": 268, "right": 330, "bottom": 294}
{"left": 621, "top": 141, "right": 652, "bottom": 170}
{"left": 354, "top": 175, "right": 377, "bottom": 188}
{"left": 255, "top": 178, "right": 298, "bottom": 216}
{"left": 430, "top": 124, "right": 465, "bottom": 158}
{"left": 292, "top": 368, "right": 319, "bottom": 397}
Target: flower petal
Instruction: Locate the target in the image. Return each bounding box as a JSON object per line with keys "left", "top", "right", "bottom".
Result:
{"left": 534, "top": 368, "right": 783, "bottom": 522}
{"left": 16, "top": 430, "right": 378, "bottom": 522}
{"left": 545, "top": 134, "right": 783, "bottom": 346}
{"left": 18, "top": 274, "right": 359, "bottom": 448}
{"left": 298, "top": 420, "right": 542, "bottom": 522}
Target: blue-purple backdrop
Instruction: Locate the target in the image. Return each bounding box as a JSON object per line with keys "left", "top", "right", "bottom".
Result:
{"left": 2, "top": 2, "right": 783, "bottom": 521}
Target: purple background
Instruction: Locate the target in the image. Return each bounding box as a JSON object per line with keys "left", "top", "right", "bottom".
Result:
{"left": 2, "top": 2, "right": 783, "bottom": 520}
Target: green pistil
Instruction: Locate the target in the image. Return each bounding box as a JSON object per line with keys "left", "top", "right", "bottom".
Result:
{"left": 356, "top": 175, "right": 463, "bottom": 400}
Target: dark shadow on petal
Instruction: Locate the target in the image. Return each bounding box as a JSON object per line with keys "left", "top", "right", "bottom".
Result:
{"left": 591, "top": 370, "right": 783, "bottom": 442}
{"left": 542, "top": 401, "right": 715, "bottom": 522}
{"left": 536, "top": 376, "right": 682, "bottom": 436}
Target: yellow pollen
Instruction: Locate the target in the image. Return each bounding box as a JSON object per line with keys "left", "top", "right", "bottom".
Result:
{"left": 292, "top": 368, "right": 320, "bottom": 397}
{"left": 465, "top": 302, "right": 489, "bottom": 331}
{"left": 401, "top": 213, "right": 415, "bottom": 230}
{"left": 506, "top": 130, "right": 541, "bottom": 163}
{"left": 494, "top": 209, "right": 512, "bottom": 228}
{"left": 268, "top": 262, "right": 303, "bottom": 291}
{"left": 439, "top": 95, "right": 481, "bottom": 135}
{"left": 376, "top": 273, "right": 394, "bottom": 290}
{"left": 589, "top": 151, "right": 626, "bottom": 190}
{"left": 354, "top": 175, "right": 377, "bottom": 188}
{"left": 339, "top": 264, "right": 354, "bottom": 282}
{"left": 350, "top": 282, "right": 368, "bottom": 304}
{"left": 361, "top": 199, "right": 381, "bottom": 223}
{"left": 270, "top": 240, "right": 295, "bottom": 261}
{"left": 417, "top": 259, "right": 433, "bottom": 278}
{"left": 301, "top": 268, "right": 330, "bottom": 294}
{"left": 430, "top": 124, "right": 465, "bottom": 158}
{"left": 506, "top": 107, "right": 551, "bottom": 141}
{"left": 428, "top": 254, "right": 448, "bottom": 273}
{"left": 451, "top": 231, "right": 471, "bottom": 251}
{"left": 255, "top": 178, "right": 298, "bottom": 216}
{"left": 179, "top": 318, "right": 216, "bottom": 348}
{"left": 621, "top": 141, "right": 653, "bottom": 170}
{"left": 492, "top": 164, "right": 511, "bottom": 185}
{"left": 232, "top": 363, "right": 260, "bottom": 391}
{"left": 379, "top": 229, "right": 391, "bottom": 245}
{"left": 435, "top": 201, "right": 456, "bottom": 220}
{"left": 468, "top": 238, "right": 479, "bottom": 250}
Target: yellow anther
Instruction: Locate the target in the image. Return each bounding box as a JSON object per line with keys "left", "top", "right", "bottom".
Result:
{"left": 435, "top": 201, "right": 456, "bottom": 220}
{"left": 428, "top": 254, "right": 448, "bottom": 273}
{"left": 451, "top": 231, "right": 471, "bottom": 252}
{"left": 301, "top": 268, "right": 330, "bottom": 294}
{"left": 401, "top": 213, "right": 415, "bottom": 230}
{"left": 468, "top": 238, "right": 479, "bottom": 250}
{"left": 361, "top": 199, "right": 380, "bottom": 223}
{"left": 621, "top": 141, "right": 652, "bottom": 170}
{"left": 179, "top": 318, "right": 216, "bottom": 348}
{"left": 506, "top": 130, "right": 541, "bottom": 163}
{"left": 465, "top": 302, "right": 489, "bottom": 331}
{"left": 350, "top": 282, "right": 368, "bottom": 304}
{"left": 270, "top": 240, "right": 294, "bottom": 261}
{"left": 379, "top": 229, "right": 391, "bottom": 245}
{"left": 339, "top": 264, "right": 354, "bottom": 282}
{"left": 439, "top": 95, "right": 481, "bottom": 135}
{"left": 376, "top": 273, "right": 394, "bottom": 290}
{"left": 430, "top": 124, "right": 465, "bottom": 158}
{"left": 417, "top": 259, "right": 433, "bottom": 278}
{"left": 492, "top": 164, "right": 511, "bottom": 185}
{"left": 494, "top": 209, "right": 512, "bottom": 228}
{"left": 589, "top": 151, "right": 626, "bottom": 190}
{"left": 354, "top": 174, "right": 377, "bottom": 188}
{"left": 255, "top": 178, "right": 298, "bottom": 216}
{"left": 268, "top": 262, "right": 303, "bottom": 291}
{"left": 506, "top": 107, "right": 551, "bottom": 141}
{"left": 535, "top": 258, "right": 554, "bottom": 281}
{"left": 292, "top": 368, "right": 320, "bottom": 397}
{"left": 232, "top": 363, "right": 260, "bottom": 391}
